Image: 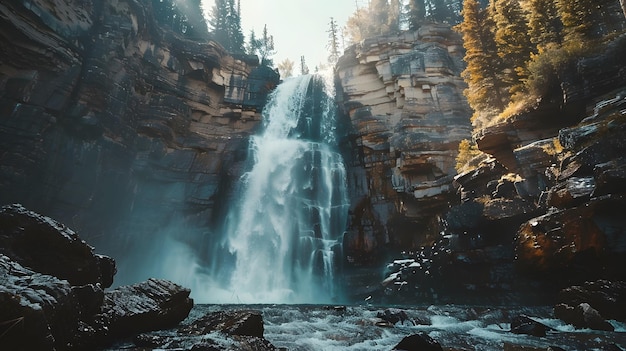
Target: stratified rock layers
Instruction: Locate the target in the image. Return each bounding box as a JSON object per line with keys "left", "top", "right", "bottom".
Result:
{"left": 0, "top": 0, "right": 277, "bottom": 280}
{"left": 335, "top": 24, "right": 472, "bottom": 262}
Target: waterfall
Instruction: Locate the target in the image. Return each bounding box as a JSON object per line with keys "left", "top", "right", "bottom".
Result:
{"left": 214, "top": 74, "right": 349, "bottom": 303}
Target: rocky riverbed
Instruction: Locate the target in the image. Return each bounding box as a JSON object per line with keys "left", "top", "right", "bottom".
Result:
{"left": 104, "top": 304, "right": 626, "bottom": 351}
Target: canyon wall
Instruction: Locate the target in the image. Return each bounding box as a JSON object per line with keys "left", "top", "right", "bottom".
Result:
{"left": 336, "top": 22, "right": 626, "bottom": 303}
{"left": 357, "top": 32, "right": 626, "bottom": 303}
{"left": 0, "top": 0, "right": 278, "bottom": 283}
{"left": 335, "top": 23, "right": 472, "bottom": 265}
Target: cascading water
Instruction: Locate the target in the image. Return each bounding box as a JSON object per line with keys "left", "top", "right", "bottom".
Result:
{"left": 212, "top": 74, "right": 349, "bottom": 303}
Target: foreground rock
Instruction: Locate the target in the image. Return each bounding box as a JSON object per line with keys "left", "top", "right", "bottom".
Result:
{"left": 99, "top": 278, "right": 193, "bottom": 338}
{"left": 0, "top": 205, "right": 193, "bottom": 350}
{"left": 0, "top": 255, "right": 82, "bottom": 350}
{"left": 510, "top": 315, "right": 552, "bottom": 337}
{"left": 553, "top": 280, "right": 626, "bottom": 331}
{"left": 129, "top": 310, "right": 276, "bottom": 351}
{"left": 392, "top": 333, "right": 443, "bottom": 351}
{"left": 181, "top": 310, "right": 264, "bottom": 337}
{"left": 0, "top": 204, "right": 115, "bottom": 288}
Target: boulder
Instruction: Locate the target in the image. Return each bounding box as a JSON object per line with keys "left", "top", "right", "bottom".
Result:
{"left": 392, "top": 333, "right": 443, "bottom": 351}
{"left": 554, "top": 303, "right": 614, "bottom": 331}
{"left": 181, "top": 310, "right": 264, "bottom": 338}
{"left": 0, "top": 204, "right": 116, "bottom": 288}
{"left": 510, "top": 315, "right": 551, "bottom": 337}
{"left": 377, "top": 308, "right": 415, "bottom": 326}
{"left": 557, "top": 280, "right": 626, "bottom": 321}
{"left": 0, "top": 254, "right": 83, "bottom": 350}
{"left": 98, "top": 278, "right": 193, "bottom": 338}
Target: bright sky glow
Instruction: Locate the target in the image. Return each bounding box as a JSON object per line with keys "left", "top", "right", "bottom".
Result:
{"left": 202, "top": 0, "right": 360, "bottom": 69}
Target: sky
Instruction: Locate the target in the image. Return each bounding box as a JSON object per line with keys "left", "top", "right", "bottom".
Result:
{"left": 201, "top": 0, "right": 361, "bottom": 69}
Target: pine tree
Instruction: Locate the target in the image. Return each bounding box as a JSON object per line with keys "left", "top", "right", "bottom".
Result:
{"left": 151, "top": 0, "right": 208, "bottom": 38}
{"left": 388, "top": 0, "right": 403, "bottom": 33}
{"left": 427, "top": 0, "right": 453, "bottom": 22}
{"left": 258, "top": 24, "right": 276, "bottom": 66}
{"left": 526, "top": 0, "right": 563, "bottom": 51}
{"left": 370, "top": 0, "right": 391, "bottom": 34}
{"left": 493, "top": 0, "right": 534, "bottom": 95}
{"left": 209, "top": 0, "right": 244, "bottom": 53}
{"left": 456, "top": 0, "right": 507, "bottom": 122}
{"left": 407, "top": 0, "right": 426, "bottom": 30}
{"left": 555, "top": 0, "right": 596, "bottom": 42}
{"left": 328, "top": 17, "right": 341, "bottom": 64}
{"left": 229, "top": 0, "right": 245, "bottom": 53}
{"left": 300, "top": 56, "right": 310, "bottom": 75}
{"left": 209, "top": 0, "right": 228, "bottom": 45}
{"left": 246, "top": 29, "right": 261, "bottom": 56}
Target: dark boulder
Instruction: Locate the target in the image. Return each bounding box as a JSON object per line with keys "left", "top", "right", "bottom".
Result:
{"left": 98, "top": 278, "right": 193, "bottom": 338}
{"left": 510, "top": 315, "right": 551, "bottom": 337}
{"left": 0, "top": 204, "right": 116, "bottom": 288}
{"left": 392, "top": 333, "right": 443, "bottom": 351}
{"left": 557, "top": 280, "right": 626, "bottom": 321}
{"left": 0, "top": 254, "right": 83, "bottom": 350}
{"left": 377, "top": 308, "right": 415, "bottom": 326}
{"left": 181, "top": 310, "right": 264, "bottom": 338}
{"left": 554, "top": 303, "right": 614, "bottom": 331}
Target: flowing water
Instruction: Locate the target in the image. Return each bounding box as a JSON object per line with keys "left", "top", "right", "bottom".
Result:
{"left": 206, "top": 74, "right": 350, "bottom": 303}
{"left": 105, "top": 304, "right": 626, "bottom": 351}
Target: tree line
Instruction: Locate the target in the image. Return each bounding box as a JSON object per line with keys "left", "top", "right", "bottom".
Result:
{"left": 344, "top": 0, "right": 464, "bottom": 44}
{"left": 150, "top": 0, "right": 276, "bottom": 66}
{"left": 456, "top": 0, "right": 625, "bottom": 127}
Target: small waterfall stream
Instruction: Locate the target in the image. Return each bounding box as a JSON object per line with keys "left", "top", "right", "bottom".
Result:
{"left": 214, "top": 74, "right": 349, "bottom": 303}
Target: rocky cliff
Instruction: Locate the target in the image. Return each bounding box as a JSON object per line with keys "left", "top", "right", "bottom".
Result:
{"left": 0, "top": 0, "right": 278, "bottom": 283}
{"left": 373, "top": 33, "right": 626, "bottom": 304}
{"left": 335, "top": 23, "right": 472, "bottom": 266}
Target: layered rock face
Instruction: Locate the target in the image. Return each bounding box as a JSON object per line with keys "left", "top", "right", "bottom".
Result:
{"left": 0, "top": 0, "right": 278, "bottom": 281}
{"left": 335, "top": 23, "right": 472, "bottom": 264}
{"left": 378, "top": 35, "right": 626, "bottom": 304}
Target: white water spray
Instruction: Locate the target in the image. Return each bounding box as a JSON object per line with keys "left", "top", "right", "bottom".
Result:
{"left": 217, "top": 74, "right": 349, "bottom": 303}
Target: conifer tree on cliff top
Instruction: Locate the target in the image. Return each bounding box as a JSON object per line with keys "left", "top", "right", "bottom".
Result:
{"left": 209, "top": 0, "right": 245, "bottom": 54}
{"left": 456, "top": 0, "right": 507, "bottom": 122}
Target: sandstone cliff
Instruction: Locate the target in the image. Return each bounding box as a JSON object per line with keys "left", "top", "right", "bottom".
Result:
{"left": 335, "top": 23, "right": 472, "bottom": 264}
{"left": 375, "top": 33, "right": 626, "bottom": 304}
{"left": 0, "top": 0, "right": 278, "bottom": 282}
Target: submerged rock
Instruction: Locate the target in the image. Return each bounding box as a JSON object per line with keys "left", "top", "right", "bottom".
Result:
{"left": 510, "top": 315, "right": 552, "bottom": 337}
{"left": 392, "top": 332, "right": 443, "bottom": 351}
{"left": 557, "top": 280, "right": 626, "bottom": 321}
{"left": 181, "top": 310, "right": 264, "bottom": 338}
{"left": 554, "top": 302, "right": 614, "bottom": 331}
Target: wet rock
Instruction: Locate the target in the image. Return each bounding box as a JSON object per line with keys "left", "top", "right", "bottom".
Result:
{"left": 99, "top": 278, "right": 193, "bottom": 338}
{"left": 0, "top": 254, "right": 81, "bottom": 350}
{"left": 515, "top": 195, "right": 626, "bottom": 278}
{"left": 377, "top": 308, "right": 415, "bottom": 326}
{"left": 392, "top": 332, "right": 443, "bottom": 351}
{"left": 554, "top": 303, "right": 614, "bottom": 331}
{"left": 546, "top": 177, "right": 596, "bottom": 208}
{"left": 557, "top": 280, "right": 626, "bottom": 321}
{"left": 181, "top": 310, "right": 264, "bottom": 338}
{"left": 510, "top": 315, "right": 551, "bottom": 337}
{"left": 0, "top": 204, "right": 115, "bottom": 288}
